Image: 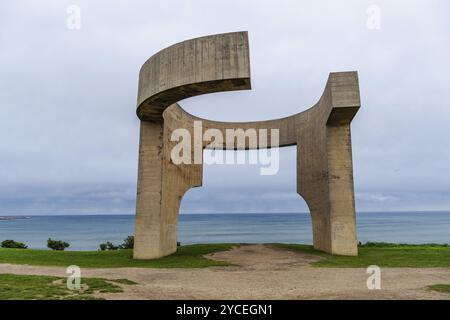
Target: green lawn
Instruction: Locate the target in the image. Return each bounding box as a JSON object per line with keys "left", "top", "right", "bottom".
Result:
{"left": 272, "top": 243, "right": 450, "bottom": 267}
{"left": 0, "top": 274, "right": 136, "bottom": 300}
{"left": 428, "top": 284, "right": 450, "bottom": 293}
{"left": 1, "top": 242, "right": 449, "bottom": 269}
{"left": 0, "top": 244, "right": 237, "bottom": 268}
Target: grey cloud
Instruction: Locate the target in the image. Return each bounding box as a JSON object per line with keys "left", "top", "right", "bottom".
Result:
{"left": 1, "top": 0, "right": 450, "bottom": 214}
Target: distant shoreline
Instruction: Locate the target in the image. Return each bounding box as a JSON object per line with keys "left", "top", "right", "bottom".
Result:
{"left": 1, "top": 211, "right": 450, "bottom": 217}
{"left": 0, "top": 216, "right": 30, "bottom": 221}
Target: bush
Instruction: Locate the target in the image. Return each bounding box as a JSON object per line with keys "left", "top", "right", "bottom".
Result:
{"left": 359, "top": 242, "right": 449, "bottom": 248}
{"left": 119, "top": 236, "right": 134, "bottom": 249}
{"left": 1, "top": 240, "right": 27, "bottom": 249}
{"left": 99, "top": 241, "right": 118, "bottom": 251}
{"left": 47, "top": 238, "right": 69, "bottom": 251}
{"left": 99, "top": 236, "right": 134, "bottom": 251}
{"left": 106, "top": 241, "right": 118, "bottom": 250}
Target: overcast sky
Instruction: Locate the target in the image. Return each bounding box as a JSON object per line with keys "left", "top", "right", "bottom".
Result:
{"left": 1, "top": 0, "right": 450, "bottom": 215}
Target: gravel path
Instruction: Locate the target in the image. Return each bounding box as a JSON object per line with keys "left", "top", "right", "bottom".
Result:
{"left": 1, "top": 244, "right": 449, "bottom": 299}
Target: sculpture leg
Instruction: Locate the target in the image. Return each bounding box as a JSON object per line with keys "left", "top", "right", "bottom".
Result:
{"left": 326, "top": 123, "right": 357, "bottom": 256}
{"left": 133, "top": 120, "right": 167, "bottom": 259}
{"left": 158, "top": 104, "right": 203, "bottom": 254}
{"left": 298, "top": 119, "right": 357, "bottom": 256}
{"left": 134, "top": 105, "right": 203, "bottom": 260}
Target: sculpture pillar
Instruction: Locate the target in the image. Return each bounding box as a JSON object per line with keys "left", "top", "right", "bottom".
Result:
{"left": 134, "top": 121, "right": 164, "bottom": 259}
{"left": 297, "top": 72, "right": 359, "bottom": 255}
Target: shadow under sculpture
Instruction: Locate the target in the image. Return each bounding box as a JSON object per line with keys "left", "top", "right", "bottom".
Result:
{"left": 133, "top": 31, "right": 361, "bottom": 259}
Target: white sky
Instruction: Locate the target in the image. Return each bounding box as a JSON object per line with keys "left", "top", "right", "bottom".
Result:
{"left": 1, "top": 0, "right": 450, "bottom": 214}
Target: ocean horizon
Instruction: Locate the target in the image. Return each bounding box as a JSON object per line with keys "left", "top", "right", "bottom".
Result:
{"left": 1, "top": 211, "right": 449, "bottom": 251}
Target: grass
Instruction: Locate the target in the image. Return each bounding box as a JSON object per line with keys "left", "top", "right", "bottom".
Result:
{"left": 1, "top": 242, "right": 449, "bottom": 269}
{"left": 0, "top": 274, "right": 136, "bottom": 300}
{"left": 272, "top": 242, "right": 450, "bottom": 268}
{"left": 0, "top": 243, "right": 237, "bottom": 268}
{"left": 427, "top": 284, "right": 450, "bottom": 293}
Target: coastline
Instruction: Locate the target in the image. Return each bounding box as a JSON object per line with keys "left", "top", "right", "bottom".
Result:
{"left": 0, "top": 216, "right": 30, "bottom": 221}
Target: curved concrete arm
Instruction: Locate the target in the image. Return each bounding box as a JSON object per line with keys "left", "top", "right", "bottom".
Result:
{"left": 163, "top": 71, "right": 360, "bottom": 150}
{"left": 137, "top": 31, "right": 251, "bottom": 121}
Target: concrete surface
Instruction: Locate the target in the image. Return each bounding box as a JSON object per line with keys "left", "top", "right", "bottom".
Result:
{"left": 134, "top": 31, "right": 361, "bottom": 259}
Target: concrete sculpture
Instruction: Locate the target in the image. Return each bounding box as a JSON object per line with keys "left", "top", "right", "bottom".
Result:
{"left": 133, "top": 31, "right": 361, "bottom": 259}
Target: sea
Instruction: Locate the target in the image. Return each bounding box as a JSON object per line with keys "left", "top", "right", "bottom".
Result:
{"left": 0, "top": 212, "right": 449, "bottom": 251}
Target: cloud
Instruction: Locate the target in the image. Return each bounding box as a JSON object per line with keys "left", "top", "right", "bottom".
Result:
{"left": 1, "top": 0, "right": 450, "bottom": 214}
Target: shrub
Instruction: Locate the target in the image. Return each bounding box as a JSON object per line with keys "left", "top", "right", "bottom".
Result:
{"left": 99, "top": 242, "right": 114, "bottom": 251}
{"left": 1, "top": 240, "right": 27, "bottom": 249}
{"left": 119, "top": 236, "right": 134, "bottom": 249}
{"left": 99, "top": 236, "right": 134, "bottom": 251}
{"left": 99, "top": 241, "right": 119, "bottom": 250}
{"left": 106, "top": 241, "right": 119, "bottom": 250}
{"left": 47, "top": 238, "right": 70, "bottom": 251}
{"left": 360, "top": 242, "right": 449, "bottom": 248}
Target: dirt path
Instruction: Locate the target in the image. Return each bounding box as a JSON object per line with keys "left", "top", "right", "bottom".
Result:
{"left": 1, "top": 244, "right": 449, "bottom": 299}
